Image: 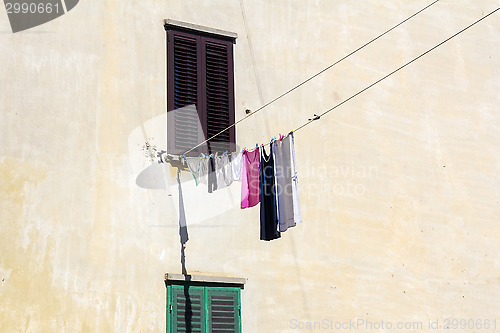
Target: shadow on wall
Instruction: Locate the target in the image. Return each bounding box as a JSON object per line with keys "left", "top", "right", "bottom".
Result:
{"left": 129, "top": 111, "right": 240, "bottom": 226}
{"left": 177, "top": 168, "right": 194, "bottom": 332}
{"left": 177, "top": 168, "right": 189, "bottom": 267}
{"left": 160, "top": 167, "right": 195, "bottom": 331}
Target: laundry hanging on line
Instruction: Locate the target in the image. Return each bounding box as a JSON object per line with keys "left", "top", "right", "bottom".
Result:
{"left": 273, "top": 132, "right": 302, "bottom": 232}
{"left": 241, "top": 147, "right": 261, "bottom": 209}
{"left": 183, "top": 131, "right": 302, "bottom": 241}
{"left": 259, "top": 143, "right": 280, "bottom": 241}
{"left": 241, "top": 132, "right": 302, "bottom": 239}
{"left": 185, "top": 151, "right": 242, "bottom": 190}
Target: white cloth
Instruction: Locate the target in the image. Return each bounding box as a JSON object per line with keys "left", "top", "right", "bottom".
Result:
{"left": 272, "top": 137, "right": 295, "bottom": 232}
{"left": 185, "top": 157, "right": 202, "bottom": 186}
{"left": 198, "top": 155, "right": 208, "bottom": 184}
{"left": 289, "top": 132, "right": 302, "bottom": 223}
{"left": 222, "top": 154, "right": 233, "bottom": 186}
{"left": 215, "top": 153, "right": 232, "bottom": 189}
{"left": 231, "top": 152, "right": 243, "bottom": 182}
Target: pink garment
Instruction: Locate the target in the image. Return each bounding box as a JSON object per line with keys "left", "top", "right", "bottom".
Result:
{"left": 241, "top": 148, "right": 261, "bottom": 208}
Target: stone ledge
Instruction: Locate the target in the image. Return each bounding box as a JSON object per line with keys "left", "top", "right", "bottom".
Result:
{"left": 165, "top": 273, "right": 246, "bottom": 286}
{"left": 164, "top": 19, "right": 238, "bottom": 39}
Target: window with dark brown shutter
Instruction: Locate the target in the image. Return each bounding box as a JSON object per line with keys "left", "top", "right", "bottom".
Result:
{"left": 166, "top": 24, "right": 236, "bottom": 156}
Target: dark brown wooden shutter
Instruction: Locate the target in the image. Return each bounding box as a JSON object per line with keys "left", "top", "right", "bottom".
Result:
{"left": 203, "top": 38, "right": 235, "bottom": 154}
{"left": 167, "top": 31, "right": 206, "bottom": 155}
{"left": 166, "top": 28, "right": 235, "bottom": 156}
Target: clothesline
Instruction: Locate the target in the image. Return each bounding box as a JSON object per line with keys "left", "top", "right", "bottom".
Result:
{"left": 181, "top": 3, "right": 498, "bottom": 159}
{"left": 181, "top": 0, "right": 440, "bottom": 155}
{"left": 159, "top": 5, "right": 497, "bottom": 169}
{"left": 291, "top": 6, "right": 500, "bottom": 134}
{"left": 186, "top": 5, "right": 498, "bottom": 157}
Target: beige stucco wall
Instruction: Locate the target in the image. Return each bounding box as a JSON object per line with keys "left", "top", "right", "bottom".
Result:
{"left": 1, "top": 0, "right": 500, "bottom": 331}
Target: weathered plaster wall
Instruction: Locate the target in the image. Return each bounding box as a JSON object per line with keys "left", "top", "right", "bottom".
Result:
{"left": 1, "top": 0, "right": 500, "bottom": 332}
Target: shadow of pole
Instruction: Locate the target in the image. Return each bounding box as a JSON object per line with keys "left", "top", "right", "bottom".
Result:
{"left": 177, "top": 169, "right": 193, "bottom": 332}
{"left": 177, "top": 168, "right": 189, "bottom": 248}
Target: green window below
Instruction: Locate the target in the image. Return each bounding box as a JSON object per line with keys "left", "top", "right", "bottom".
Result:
{"left": 167, "top": 283, "right": 241, "bottom": 333}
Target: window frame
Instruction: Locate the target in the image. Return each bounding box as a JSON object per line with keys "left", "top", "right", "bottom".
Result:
{"left": 166, "top": 281, "right": 243, "bottom": 333}
{"left": 165, "top": 23, "right": 236, "bottom": 156}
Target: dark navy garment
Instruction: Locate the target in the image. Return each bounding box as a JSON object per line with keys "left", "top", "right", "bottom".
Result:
{"left": 259, "top": 145, "right": 280, "bottom": 241}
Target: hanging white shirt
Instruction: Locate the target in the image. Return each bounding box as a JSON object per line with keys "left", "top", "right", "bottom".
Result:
{"left": 215, "top": 153, "right": 233, "bottom": 189}
{"left": 231, "top": 152, "right": 243, "bottom": 182}
{"left": 198, "top": 154, "right": 208, "bottom": 184}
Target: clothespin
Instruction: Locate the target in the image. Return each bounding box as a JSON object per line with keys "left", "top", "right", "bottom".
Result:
{"left": 308, "top": 114, "right": 321, "bottom": 121}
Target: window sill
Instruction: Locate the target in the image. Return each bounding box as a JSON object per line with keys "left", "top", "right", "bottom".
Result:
{"left": 164, "top": 19, "right": 237, "bottom": 40}
{"left": 165, "top": 273, "right": 246, "bottom": 287}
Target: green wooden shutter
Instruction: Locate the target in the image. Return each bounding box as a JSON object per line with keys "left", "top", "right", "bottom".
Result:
{"left": 167, "top": 284, "right": 242, "bottom": 333}
{"left": 169, "top": 285, "right": 206, "bottom": 333}
{"left": 206, "top": 287, "right": 241, "bottom": 333}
